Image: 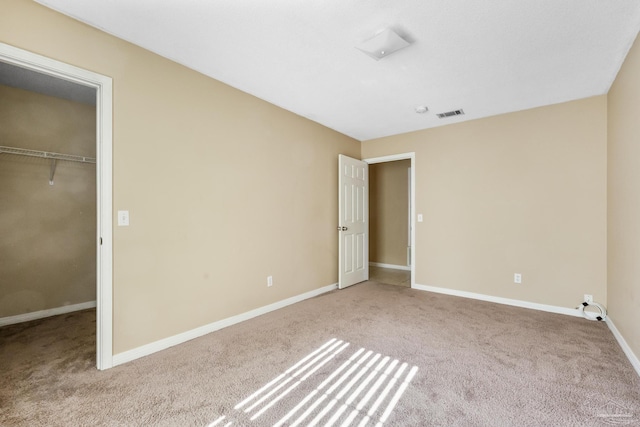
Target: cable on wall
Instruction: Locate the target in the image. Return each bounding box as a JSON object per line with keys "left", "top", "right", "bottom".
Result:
{"left": 578, "top": 301, "right": 607, "bottom": 321}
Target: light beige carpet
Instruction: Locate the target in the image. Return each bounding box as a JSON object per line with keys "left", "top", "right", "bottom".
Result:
{"left": 368, "top": 266, "right": 410, "bottom": 288}
{"left": 1, "top": 282, "right": 639, "bottom": 426}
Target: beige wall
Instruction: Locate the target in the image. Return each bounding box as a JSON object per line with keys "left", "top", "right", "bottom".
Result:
{"left": 1, "top": 0, "right": 359, "bottom": 353}
{"left": 363, "top": 96, "right": 607, "bottom": 309}
{"left": 369, "top": 160, "right": 410, "bottom": 267}
{"left": 608, "top": 33, "right": 640, "bottom": 360}
{"left": 0, "top": 84, "right": 96, "bottom": 317}
{"left": 6, "top": 0, "right": 634, "bottom": 366}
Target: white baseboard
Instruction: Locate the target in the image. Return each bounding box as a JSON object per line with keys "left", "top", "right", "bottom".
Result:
{"left": 0, "top": 301, "right": 97, "bottom": 327}
{"left": 369, "top": 262, "right": 411, "bottom": 271}
{"left": 413, "top": 283, "right": 582, "bottom": 317}
{"left": 112, "top": 283, "right": 338, "bottom": 367}
{"left": 606, "top": 316, "right": 640, "bottom": 378}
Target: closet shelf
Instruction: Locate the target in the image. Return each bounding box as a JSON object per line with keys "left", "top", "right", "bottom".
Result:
{"left": 0, "top": 145, "right": 95, "bottom": 185}
{"left": 0, "top": 145, "right": 95, "bottom": 164}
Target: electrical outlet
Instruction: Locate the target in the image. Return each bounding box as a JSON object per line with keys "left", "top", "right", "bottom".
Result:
{"left": 584, "top": 294, "right": 593, "bottom": 304}
{"left": 267, "top": 276, "right": 273, "bottom": 287}
{"left": 514, "top": 273, "right": 522, "bottom": 284}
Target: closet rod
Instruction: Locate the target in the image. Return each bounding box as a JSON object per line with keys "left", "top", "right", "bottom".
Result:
{"left": 0, "top": 145, "right": 96, "bottom": 164}
{"left": 0, "top": 145, "right": 95, "bottom": 185}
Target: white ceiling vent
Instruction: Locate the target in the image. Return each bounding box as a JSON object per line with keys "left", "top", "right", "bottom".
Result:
{"left": 436, "top": 109, "right": 465, "bottom": 119}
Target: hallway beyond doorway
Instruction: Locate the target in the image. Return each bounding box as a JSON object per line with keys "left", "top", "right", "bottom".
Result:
{"left": 369, "top": 266, "right": 410, "bottom": 287}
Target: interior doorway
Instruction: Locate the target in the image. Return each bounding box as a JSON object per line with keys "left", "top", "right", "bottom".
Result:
{"left": 365, "top": 153, "right": 415, "bottom": 288}
{"left": 0, "top": 43, "right": 113, "bottom": 370}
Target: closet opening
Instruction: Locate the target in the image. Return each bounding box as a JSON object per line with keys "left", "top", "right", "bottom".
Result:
{"left": 0, "top": 43, "right": 113, "bottom": 370}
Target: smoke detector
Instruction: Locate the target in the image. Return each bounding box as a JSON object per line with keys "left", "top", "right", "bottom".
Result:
{"left": 415, "top": 105, "right": 428, "bottom": 114}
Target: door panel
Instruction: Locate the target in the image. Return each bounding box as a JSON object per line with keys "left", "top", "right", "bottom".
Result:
{"left": 339, "top": 155, "right": 368, "bottom": 289}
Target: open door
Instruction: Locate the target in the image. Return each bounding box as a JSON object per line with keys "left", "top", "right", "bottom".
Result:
{"left": 338, "top": 155, "right": 369, "bottom": 289}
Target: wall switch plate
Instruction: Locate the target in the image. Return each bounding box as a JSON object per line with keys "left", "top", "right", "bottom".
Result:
{"left": 267, "top": 276, "right": 273, "bottom": 287}
{"left": 417, "top": 214, "right": 423, "bottom": 222}
{"left": 584, "top": 294, "right": 593, "bottom": 304}
{"left": 514, "top": 273, "right": 522, "bottom": 284}
{"left": 117, "top": 210, "right": 129, "bottom": 226}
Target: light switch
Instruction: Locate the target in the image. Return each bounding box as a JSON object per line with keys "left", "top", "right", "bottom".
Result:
{"left": 417, "top": 214, "right": 423, "bottom": 222}
{"left": 118, "top": 210, "right": 130, "bottom": 226}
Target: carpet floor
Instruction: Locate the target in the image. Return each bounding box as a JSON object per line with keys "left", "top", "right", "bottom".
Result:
{"left": 369, "top": 267, "right": 410, "bottom": 288}
{"left": 1, "top": 281, "right": 639, "bottom": 426}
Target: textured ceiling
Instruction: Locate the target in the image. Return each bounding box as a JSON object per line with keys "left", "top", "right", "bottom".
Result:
{"left": 36, "top": 0, "right": 640, "bottom": 141}
{"left": 0, "top": 61, "right": 96, "bottom": 105}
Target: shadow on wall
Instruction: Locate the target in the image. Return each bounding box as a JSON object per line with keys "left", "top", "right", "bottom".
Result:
{"left": 0, "top": 84, "right": 96, "bottom": 318}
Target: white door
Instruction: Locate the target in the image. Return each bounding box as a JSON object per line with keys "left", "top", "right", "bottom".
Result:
{"left": 338, "top": 155, "right": 368, "bottom": 289}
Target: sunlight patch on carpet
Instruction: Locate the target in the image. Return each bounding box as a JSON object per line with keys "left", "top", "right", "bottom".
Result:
{"left": 208, "top": 338, "right": 418, "bottom": 426}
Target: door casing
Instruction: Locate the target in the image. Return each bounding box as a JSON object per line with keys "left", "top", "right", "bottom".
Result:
{"left": 364, "top": 153, "right": 416, "bottom": 288}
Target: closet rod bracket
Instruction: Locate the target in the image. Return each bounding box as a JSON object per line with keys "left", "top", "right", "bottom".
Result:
{"left": 49, "top": 158, "right": 57, "bottom": 185}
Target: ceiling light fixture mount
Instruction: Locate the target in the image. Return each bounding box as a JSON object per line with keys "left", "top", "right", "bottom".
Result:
{"left": 356, "top": 28, "right": 411, "bottom": 61}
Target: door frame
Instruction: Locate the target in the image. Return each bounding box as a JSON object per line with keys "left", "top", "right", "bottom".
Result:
{"left": 0, "top": 43, "right": 114, "bottom": 370}
{"left": 363, "top": 152, "right": 416, "bottom": 288}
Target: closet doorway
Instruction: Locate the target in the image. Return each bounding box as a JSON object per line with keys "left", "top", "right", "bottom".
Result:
{"left": 0, "top": 44, "right": 113, "bottom": 370}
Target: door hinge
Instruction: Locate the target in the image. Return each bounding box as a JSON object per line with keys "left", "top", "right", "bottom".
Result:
{"left": 100, "top": 237, "right": 103, "bottom": 245}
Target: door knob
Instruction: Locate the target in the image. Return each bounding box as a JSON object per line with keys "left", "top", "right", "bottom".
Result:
{"left": 340, "top": 226, "right": 348, "bottom": 231}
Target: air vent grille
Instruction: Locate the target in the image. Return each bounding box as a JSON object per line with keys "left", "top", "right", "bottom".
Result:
{"left": 436, "top": 109, "right": 465, "bottom": 119}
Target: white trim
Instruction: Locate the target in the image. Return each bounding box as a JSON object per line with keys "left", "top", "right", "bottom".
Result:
{"left": 112, "top": 283, "right": 338, "bottom": 366}
{"left": 369, "top": 262, "right": 411, "bottom": 271}
{"left": 0, "top": 301, "right": 97, "bottom": 327}
{"left": 364, "top": 152, "right": 416, "bottom": 288}
{"left": 96, "top": 75, "right": 114, "bottom": 371}
{"left": 606, "top": 316, "right": 640, "bottom": 378}
{"left": 0, "top": 43, "right": 113, "bottom": 370}
{"left": 365, "top": 153, "right": 415, "bottom": 164}
{"left": 413, "top": 283, "right": 582, "bottom": 317}
{"left": 407, "top": 167, "right": 411, "bottom": 266}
